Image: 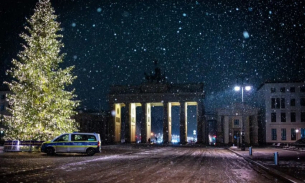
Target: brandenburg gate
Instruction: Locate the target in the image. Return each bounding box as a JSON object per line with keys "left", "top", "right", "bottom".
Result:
{"left": 108, "top": 82, "right": 206, "bottom": 144}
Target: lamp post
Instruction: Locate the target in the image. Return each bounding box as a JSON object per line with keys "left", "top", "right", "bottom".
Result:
{"left": 234, "top": 84, "right": 252, "bottom": 150}
{"left": 234, "top": 85, "right": 251, "bottom": 103}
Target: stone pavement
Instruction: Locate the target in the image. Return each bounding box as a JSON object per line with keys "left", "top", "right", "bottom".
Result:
{"left": 228, "top": 146, "right": 305, "bottom": 183}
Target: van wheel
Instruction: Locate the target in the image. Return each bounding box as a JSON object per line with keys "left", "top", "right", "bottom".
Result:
{"left": 86, "top": 148, "right": 95, "bottom": 156}
{"left": 46, "top": 147, "right": 55, "bottom": 156}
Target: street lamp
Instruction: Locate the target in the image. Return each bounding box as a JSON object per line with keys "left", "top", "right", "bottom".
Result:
{"left": 234, "top": 83, "right": 252, "bottom": 150}
{"left": 234, "top": 85, "right": 252, "bottom": 103}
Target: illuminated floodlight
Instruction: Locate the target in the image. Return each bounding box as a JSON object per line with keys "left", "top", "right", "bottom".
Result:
{"left": 234, "top": 86, "right": 241, "bottom": 91}
{"left": 296, "top": 129, "right": 299, "bottom": 133}
{"left": 245, "top": 86, "right": 251, "bottom": 91}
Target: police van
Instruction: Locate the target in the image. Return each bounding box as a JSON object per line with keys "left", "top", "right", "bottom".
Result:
{"left": 41, "top": 132, "right": 101, "bottom": 156}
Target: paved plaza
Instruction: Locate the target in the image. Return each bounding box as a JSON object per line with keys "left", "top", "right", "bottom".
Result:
{"left": 1, "top": 145, "right": 304, "bottom": 182}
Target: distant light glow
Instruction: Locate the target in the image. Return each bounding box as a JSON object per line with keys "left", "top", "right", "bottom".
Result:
{"left": 234, "top": 86, "right": 241, "bottom": 91}
{"left": 245, "top": 86, "right": 251, "bottom": 91}
{"left": 97, "top": 8, "right": 102, "bottom": 12}
{"left": 172, "top": 139, "right": 178, "bottom": 143}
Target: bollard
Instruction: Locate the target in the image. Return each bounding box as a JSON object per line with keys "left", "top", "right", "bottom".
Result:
{"left": 249, "top": 146, "right": 252, "bottom": 156}
{"left": 274, "top": 152, "right": 279, "bottom": 165}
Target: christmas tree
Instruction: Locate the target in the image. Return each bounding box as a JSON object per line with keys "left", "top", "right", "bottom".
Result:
{"left": 4, "top": 0, "right": 79, "bottom": 141}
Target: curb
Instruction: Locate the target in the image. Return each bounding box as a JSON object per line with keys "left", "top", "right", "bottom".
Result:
{"left": 227, "top": 148, "right": 303, "bottom": 183}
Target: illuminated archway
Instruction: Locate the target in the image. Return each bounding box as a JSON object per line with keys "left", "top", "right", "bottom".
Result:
{"left": 109, "top": 83, "right": 205, "bottom": 144}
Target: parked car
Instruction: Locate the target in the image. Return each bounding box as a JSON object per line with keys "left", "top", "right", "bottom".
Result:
{"left": 294, "top": 138, "right": 305, "bottom": 147}
{"left": 41, "top": 132, "right": 101, "bottom": 156}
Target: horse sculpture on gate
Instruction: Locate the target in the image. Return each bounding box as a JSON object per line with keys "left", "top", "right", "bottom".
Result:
{"left": 144, "top": 60, "right": 166, "bottom": 83}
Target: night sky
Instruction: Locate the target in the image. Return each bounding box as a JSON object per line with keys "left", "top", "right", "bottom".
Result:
{"left": 1, "top": 0, "right": 305, "bottom": 116}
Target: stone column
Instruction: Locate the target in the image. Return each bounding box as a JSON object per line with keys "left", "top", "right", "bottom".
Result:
{"left": 180, "top": 102, "right": 187, "bottom": 144}
{"left": 124, "top": 103, "right": 130, "bottom": 143}
{"left": 146, "top": 103, "right": 151, "bottom": 142}
{"left": 141, "top": 103, "right": 147, "bottom": 143}
{"left": 202, "top": 105, "right": 207, "bottom": 144}
{"left": 216, "top": 115, "right": 223, "bottom": 144}
{"left": 110, "top": 103, "right": 115, "bottom": 143}
{"left": 168, "top": 102, "right": 172, "bottom": 143}
{"left": 114, "top": 103, "right": 122, "bottom": 143}
{"left": 130, "top": 103, "right": 136, "bottom": 143}
{"left": 163, "top": 102, "right": 169, "bottom": 143}
{"left": 224, "top": 116, "right": 229, "bottom": 144}
{"left": 196, "top": 100, "right": 204, "bottom": 143}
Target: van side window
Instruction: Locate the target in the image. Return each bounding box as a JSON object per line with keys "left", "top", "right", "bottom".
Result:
{"left": 72, "top": 134, "right": 86, "bottom": 141}
{"left": 54, "top": 134, "right": 69, "bottom": 141}
{"left": 71, "top": 134, "right": 97, "bottom": 141}
{"left": 87, "top": 135, "right": 96, "bottom": 141}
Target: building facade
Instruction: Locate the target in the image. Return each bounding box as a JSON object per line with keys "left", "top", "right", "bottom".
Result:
{"left": 216, "top": 103, "right": 259, "bottom": 146}
{"left": 256, "top": 81, "right": 305, "bottom": 144}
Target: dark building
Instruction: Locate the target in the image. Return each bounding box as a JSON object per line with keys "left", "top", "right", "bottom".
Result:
{"left": 73, "top": 109, "right": 111, "bottom": 144}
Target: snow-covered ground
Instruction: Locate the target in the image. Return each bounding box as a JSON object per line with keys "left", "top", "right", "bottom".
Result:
{"left": 0, "top": 145, "right": 289, "bottom": 183}
{"left": 229, "top": 146, "right": 305, "bottom": 182}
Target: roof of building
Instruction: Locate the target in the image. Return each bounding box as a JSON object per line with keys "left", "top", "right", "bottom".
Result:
{"left": 257, "top": 80, "right": 305, "bottom": 91}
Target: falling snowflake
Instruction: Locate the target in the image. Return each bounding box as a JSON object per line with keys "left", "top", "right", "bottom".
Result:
{"left": 243, "top": 31, "right": 250, "bottom": 39}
